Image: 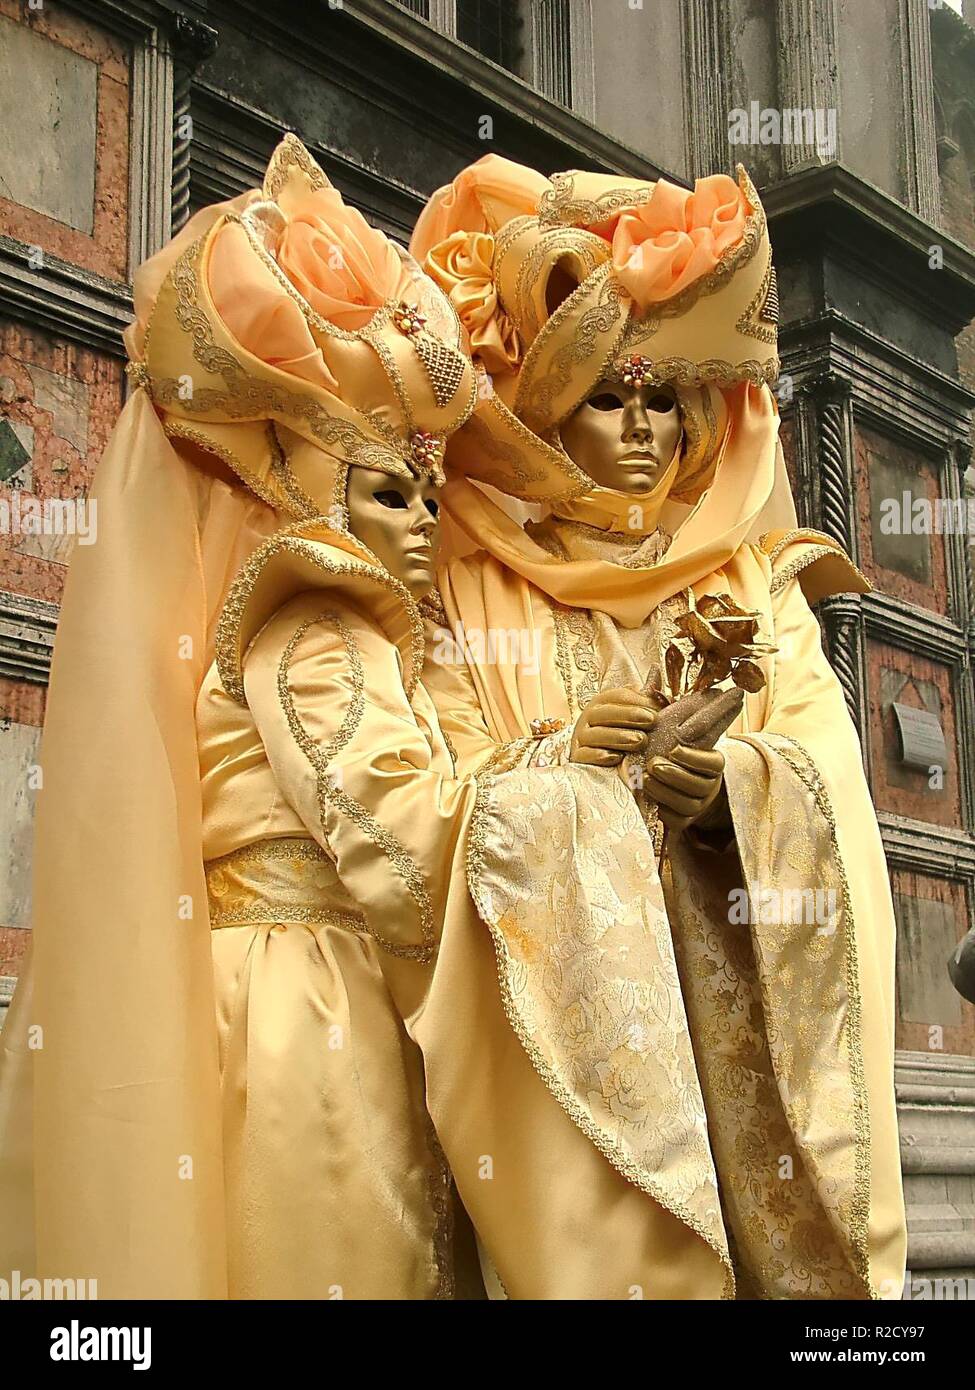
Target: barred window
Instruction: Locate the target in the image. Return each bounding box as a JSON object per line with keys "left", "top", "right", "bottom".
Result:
{"left": 455, "top": 0, "right": 525, "bottom": 72}
{"left": 390, "top": 0, "right": 593, "bottom": 117}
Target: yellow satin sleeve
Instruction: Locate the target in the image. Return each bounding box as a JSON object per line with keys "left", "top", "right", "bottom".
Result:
{"left": 243, "top": 591, "right": 477, "bottom": 959}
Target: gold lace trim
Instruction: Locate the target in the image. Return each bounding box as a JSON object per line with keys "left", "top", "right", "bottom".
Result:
{"left": 424, "top": 1116, "right": 456, "bottom": 1300}
{"left": 512, "top": 226, "right": 609, "bottom": 342}
{"left": 150, "top": 237, "right": 417, "bottom": 477}
{"left": 418, "top": 586, "right": 448, "bottom": 627}
{"left": 515, "top": 262, "right": 629, "bottom": 426}
{"left": 465, "top": 763, "right": 735, "bottom": 1298}
{"left": 205, "top": 837, "right": 367, "bottom": 931}
{"left": 674, "top": 384, "right": 720, "bottom": 496}
{"left": 163, "top": 419, "right": 287, "bottom": 515}
{"left": 759, "top": 527, "right": 836, "bottom": 566}
{"left": 276, "top": 610, "right": 435, "bottom": 962}
{"left": 773, "top": 733, "right": 874, "bottom": 1298}
{"left": 263, "top": 132, "right": 328, "bottom": 199}
{"left": 215, "top": 519, "right": 425, "bottom": 706}
{"left": 461, "top": 389, "right": 590, "bottom": 497}
{"left": 268, "top": 424, "right": 323, "bottom": 519}
{"left": 758, "top": 529, "right": 869, "bottom": 597}
{"left": 735, "top": 249, "right": 779, "bottom": 347}
{"left": 552, "top": 602, "right": 577, "bottom": 712}
{"left": 537, "top": 172, "right": 655, "bottom": 229}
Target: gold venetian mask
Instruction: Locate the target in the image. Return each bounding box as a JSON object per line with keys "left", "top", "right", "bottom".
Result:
{"left": 560, "top": 378, "right": 683, "bottom": 495}
{"left": 345, "top": 466, "right": 442, "bottom": 600}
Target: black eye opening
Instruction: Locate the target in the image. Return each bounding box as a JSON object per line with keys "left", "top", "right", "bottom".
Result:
{"left": 648, "top": 392, "right": 677, "bottom": 413}
{"left": 374, "top": 489, "right": 408, "bottom": 510}
{"left": 588, "top": 391, "right": 623, "bottom": 412}
{"left": 424, "top": 497, "right": 440, "bottom": 518}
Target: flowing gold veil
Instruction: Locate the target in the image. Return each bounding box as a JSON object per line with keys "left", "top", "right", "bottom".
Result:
{"left": 0, "top": 194, "right": 277, "bottom": 1298}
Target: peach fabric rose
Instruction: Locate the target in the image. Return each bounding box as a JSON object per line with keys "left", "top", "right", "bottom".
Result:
{"left": 425, "top": 230, "right": 522, "bottom": 374}
{"left": 609, "top": 173, "right": 749, "bottom": 311}
{"left": 274, "top": 180, "right": 404, "bottom": 331}
{"left": 208, "top": 220, "right": 340, "bottom": 391}
{"left": 410, "top": 153, "right": 549, "bottom": 259}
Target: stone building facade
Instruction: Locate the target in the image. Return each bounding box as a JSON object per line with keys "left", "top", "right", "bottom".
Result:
{"left": 1, "top": 0, "right": 975, "bottom": 1289}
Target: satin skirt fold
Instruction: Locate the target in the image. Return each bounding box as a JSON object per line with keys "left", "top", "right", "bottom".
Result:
{"left": 211, "top": 917, "right": 451, "bottom": 1299}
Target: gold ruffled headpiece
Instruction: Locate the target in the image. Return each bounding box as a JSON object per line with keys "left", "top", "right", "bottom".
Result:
{"left": 133, "top": 134, "right": 478, "bottom": 522}
{"left": 411, "top": 155, "right": 779, "bottom": 503}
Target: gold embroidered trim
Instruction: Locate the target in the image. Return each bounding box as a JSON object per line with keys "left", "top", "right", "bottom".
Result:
{"left": 215, "top": 520, "right": 425, "bottom": 705}
{"left": 268, "top": 424, "right": 322, "bottom": 519}
{"left": 772, "top": 733, "right": 875, "bottom": 1299}
{"left": 604, "top": 351, "right": 780, "bottom": 391}
{"left": 424, "top": 1118, "right": 456, "bottom": 1300}
{"left": 162, "top": 419, "right": 287, "bottom": 515}
{"left": 515, "top": 263, "right": 630, "bottom": 426}
{"left": 479, "top": 737, "right": 535, "bottom": 776}
{"left": 234, "top": 208, "right": 398, "bottom": 344}
{"left": 465, "top": 390, "right": 591, "bottom": 496}
{"left": 760, "top": 527, "right": 836, "bottom": 566}
{"left": 512, "top": 226, "right": 609, "bottom": 342}
{"left": 623, "top": 165, "right": 768, "bottom": 328}
{"left": 735, "top": 250, "right": 778, "bottom": 347}
{"left": 465, "top": 765, "right": 735, "bottom": 1298}
{"left": 359, "top": 314, "right": 417, "bottom": 436}
{"left": 151, "top": 237, "right": 417, "bottom": 476}
{"left": 769, "top": 546, "right": 866, "bottom": 597}
{"left": 537, "top": 172, "right": 655, "bottom": 229}
{"left": 209, "top": 904, "right": 366, "bottom": 930}
{"left": 263, "top": 132, "right": 328, "bottom": 199}
{"left": 675, "top": 385, "right": 719, "bottom": 496}
{"left": 125, "top": 360, "right": 152, "bottom": 390}
{"left": 277, "top": 610, "right": 436, "bottom": 962}
{"left": 565, "top": 605, "right": 601, "bottom": 708}
{"left": 418, "top": 587, "right": 448, "bottom": 626}
{"left": 552, "top": 603, "right": 577, "bottom": 713}
{"left": 205, "top": 837, "right": 368, "bottom": 931}
{"left": 758, "top": 530, "right": 870, "bottom": 597}
{"left": 492, "top": 214, "right": 535, "bottom": 288}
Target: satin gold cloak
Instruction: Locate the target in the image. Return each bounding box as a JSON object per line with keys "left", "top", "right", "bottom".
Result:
{"left": 425, "top": 522, "right": 907, "bottom": 1299}
{"left": 200, "top": 522, "right": 735, "bottom": 1299}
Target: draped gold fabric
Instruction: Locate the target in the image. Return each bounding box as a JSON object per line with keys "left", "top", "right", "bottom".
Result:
{"left": 196, "top": 531, "right": 734, "bottom": 1298}
{"left": 0, "top": 391, "right": 275, "bottom": 1297}
{"left": 424, "top": 522, "right": 907, "bottom": 1298}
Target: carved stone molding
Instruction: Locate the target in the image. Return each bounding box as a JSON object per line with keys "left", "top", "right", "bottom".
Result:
{"left": 899, "top": 0, "right": 942, "bottom": 226}
{"left": 819, "top": 594, "right": 865, "bottom": 735}
{"left": 811, "top": 373, "right": 856, "bottom": 557}
{"left": 896, "top": 1050, "right": 975, "bottom": 1276}
{"left": 0, "top": 590, "right": 58, "bottom": 685}
{"left": 680, "top": 0, "right": 732, "bottom": 179}
{"left": 0, "top": 236, "right": 132, "bottom": 358}
{"left": 775, "top": 0, "right": 841, "bottom": 173}
{"left": 170, "top": 14, "right": 220, "bottom": 232}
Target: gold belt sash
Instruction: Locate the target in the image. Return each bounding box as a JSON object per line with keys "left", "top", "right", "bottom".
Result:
{"left": 205, "top": 836, "right": 366, "bottom": 931}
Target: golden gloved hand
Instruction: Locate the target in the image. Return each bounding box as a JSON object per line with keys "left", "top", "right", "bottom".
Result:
{"left": 568, "top": 687, "right": 658, "bottom": 767}
{"left": 645, "top": 743, "right": 727, "bottom": 833}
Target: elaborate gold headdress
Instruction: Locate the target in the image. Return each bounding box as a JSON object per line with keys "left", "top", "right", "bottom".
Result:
{"left": 134, "top": 134, "right": 478, "bottom": 523}
{"left": 411, "top": 155, "right": 779, "bottom": 503}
